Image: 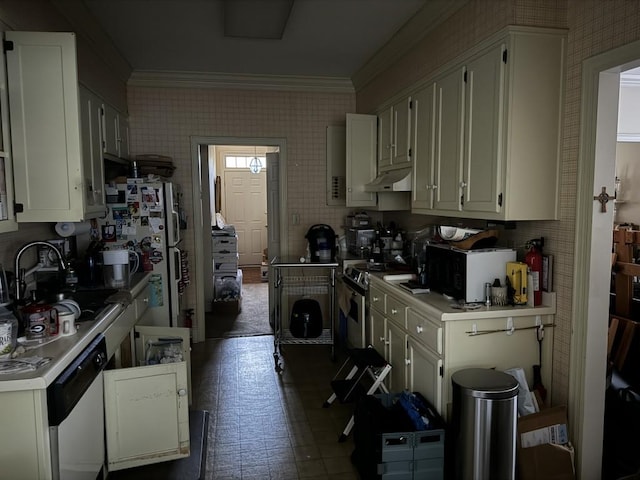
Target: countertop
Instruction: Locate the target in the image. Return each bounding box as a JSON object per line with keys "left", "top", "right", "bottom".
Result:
{"left": 0, "top": 272, "right": 151, "bottom": 392}
{"left": 369, "top": 274, "right": 556, "bottom": 321}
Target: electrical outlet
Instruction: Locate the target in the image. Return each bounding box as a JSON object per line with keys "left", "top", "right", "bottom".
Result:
{"left": 292, "top": 213, "right": 299, "bottom": 225}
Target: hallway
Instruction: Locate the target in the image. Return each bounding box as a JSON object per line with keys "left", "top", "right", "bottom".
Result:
{"left": 191, "top": 335, "right": 360, "bottom": 479}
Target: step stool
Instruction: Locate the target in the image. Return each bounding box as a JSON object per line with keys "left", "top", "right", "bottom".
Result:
{"left": 323, "top": 346, "right": 392, "bottom": 442}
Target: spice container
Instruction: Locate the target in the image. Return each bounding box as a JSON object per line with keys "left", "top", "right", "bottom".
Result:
{"left": 0, "top": 309, "right": 19, "bottom": 358}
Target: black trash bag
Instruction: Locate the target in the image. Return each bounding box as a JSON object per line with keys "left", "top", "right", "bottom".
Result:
{"left": 289, "top": 298, "right": 322, "bottom": 338}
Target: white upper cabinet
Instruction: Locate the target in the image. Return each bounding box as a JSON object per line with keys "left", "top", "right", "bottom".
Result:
{"left": 461, "top": 43, "right": 505, "bottom": 214}
{"left": 433, "top": 66, "right": 465, "bottom": 212}
{"left": 378, "top": 97, "right": 411, "bottom": 172}
{"left": 5, "top": 31, "right": 106, "bottom": 222}
{"left": 410, "top": 27, "right": 566, "bottom": 221}
{"left": 346, "top": 113, "right": 377, "bottom": 208}
{"left": 103, "top": 103, "right": 130, "bottom": 160}
{"left": 79, "top": 86, "right": 107, "bottom": 216}
{"left": 411, "top": 84, "right": 436, "bottom": 211}
{"left": 0, "top": 32, "right": 16, "bottom": 233}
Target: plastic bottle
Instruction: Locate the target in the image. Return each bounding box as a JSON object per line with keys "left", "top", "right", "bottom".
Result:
{"left": 524, "top": 238, "right": 544, "bottom": 306}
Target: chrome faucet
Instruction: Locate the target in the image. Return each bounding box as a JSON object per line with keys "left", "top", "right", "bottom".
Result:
{"left": 13, "top": 241, "right": 68, "bottom": 302}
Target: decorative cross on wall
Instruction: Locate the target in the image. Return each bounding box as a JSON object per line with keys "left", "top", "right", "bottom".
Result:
{"left": 594, "top": 186, "right": 613, "bottom": 213}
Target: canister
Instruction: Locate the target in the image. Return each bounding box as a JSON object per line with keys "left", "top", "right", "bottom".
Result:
{"left": 0, "top": 315, "right": 18, "bottom": 358}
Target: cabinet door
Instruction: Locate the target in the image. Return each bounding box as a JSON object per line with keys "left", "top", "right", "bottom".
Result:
{"left": 377, "top": 106, "right": 392, "bottom": 170}
{"left": 462, "top": 45, "right": 505, "bottom": 213}
{"left": 387, "top": 320, "right": 407, "bottom": 392}
{"left": 346, "top": 113, "right": 377, "bottom": 207}
{"left": 370, "top": 308, "right": 387, "bottom": 358}
{"left": 392, "top": 97, "right": 411, "bottom": 167}
{"left": 407, "top": 337, "right": 443, "bottom": 413}
{"left": 119, "top": 114, "right": 130, "bottom": 160}
{"left": 103, "top": 362, "right": 190, "bottom": 471}
{"left": 6, "top": 31, "right": 87, "bottom": 222}
{"left": 0, "top": 36, "right": 17, "bottom": 231}
{"left": 433, "top": 67, "right": 464, "bottom": 211}
{"left": 412, "top": 84, "right": 436, "bottom": 211}
{"left": 102, "top": 103, "right": 120, "bottom": 157}
{"left": 134, "top": 325, "right": 192, "bottom": 401}
{"left": 79, "top": 86, "right": 106, "bottom": 216}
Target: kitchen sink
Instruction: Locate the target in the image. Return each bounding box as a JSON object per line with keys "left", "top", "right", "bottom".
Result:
{"left": 58, "top": 288, "right": 119, "bottom": 321}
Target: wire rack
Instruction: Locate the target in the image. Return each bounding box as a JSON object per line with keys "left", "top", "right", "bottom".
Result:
{"left": 280, "top": 275, "right": 330, "bottom": 295}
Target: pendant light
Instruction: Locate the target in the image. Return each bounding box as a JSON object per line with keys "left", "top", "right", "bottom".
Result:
{"left": 250, "top": 146, "right": 263, "bottom": 174}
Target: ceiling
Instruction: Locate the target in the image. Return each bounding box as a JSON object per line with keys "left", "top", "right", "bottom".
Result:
{"left": 80, "top": 0, "right": 463, "bottom": 84}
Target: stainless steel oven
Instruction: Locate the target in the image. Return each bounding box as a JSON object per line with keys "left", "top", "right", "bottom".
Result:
{"left": 339, "top": 265, "right": 370, "bottom": 348}
{"left": 47, "top": 334, "right": 107, "bottom": 480}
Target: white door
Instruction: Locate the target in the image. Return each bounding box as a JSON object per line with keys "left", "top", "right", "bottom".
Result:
{"left": 223, "top": 170, "right": 267, "bottom": 265}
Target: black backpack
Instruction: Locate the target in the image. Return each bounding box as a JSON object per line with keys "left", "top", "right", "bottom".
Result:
{"left": 289, "top": 298, "right": 323, "bottom": 338}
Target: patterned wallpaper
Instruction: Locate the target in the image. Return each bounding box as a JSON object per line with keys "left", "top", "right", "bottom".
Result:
{"left": 127, "top": 87, "right": 356, "bottom": 317}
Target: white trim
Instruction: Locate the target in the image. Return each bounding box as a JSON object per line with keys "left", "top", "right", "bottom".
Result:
{"left": 617, "top": 133, "right": 640, "bottom": 142}
{"left": 128, "top": 70, "right": 354, "bottom": 93}
{"left": 572, "top": 39, "right": 640, "bottom": 479}
{"left": 190, "top": 136, "right": 287, "bottom": 344}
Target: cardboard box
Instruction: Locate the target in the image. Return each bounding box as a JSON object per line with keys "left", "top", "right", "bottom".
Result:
{"left": 517, "top": 406, "right": 575, "bottom": 480}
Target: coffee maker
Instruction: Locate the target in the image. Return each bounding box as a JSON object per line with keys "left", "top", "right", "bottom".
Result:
{"left": 305, "top": 224, "right": 336, "bottom": 262}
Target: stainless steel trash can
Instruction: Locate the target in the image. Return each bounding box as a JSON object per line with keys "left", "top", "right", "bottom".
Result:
{"left": 451, "top": 368, "right": 519, "bottom": 480}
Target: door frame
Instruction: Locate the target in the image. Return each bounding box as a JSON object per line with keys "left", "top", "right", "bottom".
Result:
{"left": 571, "top": 40, "right": 640, "bottom": 478}
{"left": 190, "top": 136, "right": 287, "bottom": 343}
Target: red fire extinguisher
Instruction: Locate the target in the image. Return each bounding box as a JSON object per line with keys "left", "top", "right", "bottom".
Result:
{"left": 525, "top": 238, "right": 544, "bottom": 306}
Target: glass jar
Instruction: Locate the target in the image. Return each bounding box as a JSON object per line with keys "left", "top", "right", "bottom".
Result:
{"left": 0, "top": 313, "right": 18, "bottom": 358}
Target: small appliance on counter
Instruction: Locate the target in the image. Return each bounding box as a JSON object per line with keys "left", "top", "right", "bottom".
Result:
{"left": 426, "top": 244, "right": 517, "bottom": 303}
{"left": 305, "top": 224, "right": 336, "bottom": 262}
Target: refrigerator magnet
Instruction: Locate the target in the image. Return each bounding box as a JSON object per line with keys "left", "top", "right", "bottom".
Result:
{"left": 149, "top": 249, "right": 163, "bottom": 263}
{"left": 102, "top": 224, "right": 116, "bottom": 242}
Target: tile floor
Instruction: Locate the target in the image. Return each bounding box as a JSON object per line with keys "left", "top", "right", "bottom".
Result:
{"left": 191, "top": 335, "right": 361, "bottom": 479}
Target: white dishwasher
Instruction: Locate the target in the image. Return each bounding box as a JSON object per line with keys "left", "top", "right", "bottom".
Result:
{"left": 47, "top": 334, "right": 107, "bottom": 480}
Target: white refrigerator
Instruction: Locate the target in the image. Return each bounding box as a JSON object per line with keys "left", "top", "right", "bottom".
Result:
{"left": 100, "top": 180, "right": 184, "bottom": 327}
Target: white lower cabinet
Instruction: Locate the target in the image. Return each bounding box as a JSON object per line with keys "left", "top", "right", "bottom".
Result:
{"left": 104, "top": 324, "right": 191, "bottom": 472}
{"left": 387, "top": 320, "right": 407, "bottom": 393}
{"left": 367, "top": 277, "right": 555, "bottom": 421}
{"left": 370, "top": 308, "right": 387, "bottom": 358}
{"left": 407, "top": 337, "right": 443, "bottom": 411}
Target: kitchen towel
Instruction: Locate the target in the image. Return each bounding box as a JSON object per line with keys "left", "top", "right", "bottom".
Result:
{"left": 55, "top": 221, "right": 91, "bottom": 237}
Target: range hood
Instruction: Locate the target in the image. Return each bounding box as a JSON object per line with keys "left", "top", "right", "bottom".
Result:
{"left": 364, "top": 168, "right": 412, "bottom": 192}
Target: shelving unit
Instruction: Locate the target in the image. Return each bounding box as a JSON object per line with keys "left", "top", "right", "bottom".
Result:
{"left": 271, "top": 257, "right": 338, "bottom": 372}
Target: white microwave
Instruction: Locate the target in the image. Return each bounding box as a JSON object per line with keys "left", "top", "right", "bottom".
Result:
{"left": 426, "top": 245, "right": 517, "bottom": 303}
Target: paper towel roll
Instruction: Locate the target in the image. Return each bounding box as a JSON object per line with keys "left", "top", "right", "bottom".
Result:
{"left": 55, "top": 222, "right": 91, "bottom": 237}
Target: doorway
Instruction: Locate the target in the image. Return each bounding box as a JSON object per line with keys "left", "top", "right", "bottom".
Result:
{"left": 572, "top": 42, "right": 640, "bottom": 478}
{"left": 190, "top": 137, "right": 287, "bottom": 343}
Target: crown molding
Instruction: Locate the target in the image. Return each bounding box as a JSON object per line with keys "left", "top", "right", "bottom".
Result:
{"left": 127, "top": 70, "right": 355, "bottom": 93}
{"left": 351, "top": 0, "right": 469, "bottom": 92}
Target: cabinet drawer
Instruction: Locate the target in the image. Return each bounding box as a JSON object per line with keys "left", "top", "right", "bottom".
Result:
{"left": 104, "top": 305, "right": 136, "bottom": 360}
{"left": 407, "top": 309, "right": 442, "bottom": 354}
{"left": 386, "top": 294, "right": 407, "bottom": 328}
{"left": 369, "top": 285, "right": 386, "bottom": 314}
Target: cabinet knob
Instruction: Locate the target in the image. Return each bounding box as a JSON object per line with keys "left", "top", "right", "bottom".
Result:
{"left": 416, "top": 326, "right": 423, "bottom": 334}
{"left": 405, "top": 359, "right": 411, "bottom": 366}
{"left": 385, "top": 340, "right": 390, "bottom": 345}
{"left": 373, "top": 296, "right": 379, "bottom": 302}
{"left": 143, "top": 297, "right": 149, "bottom": 304}
{"left": 391, "top": 308, "right": 398, "bottom": 315}
{"left": 432, "top": 184, "right": 438, "bottom": 190}
{"left": 177, "top": 389, "right": 187, "bottom": 397}
{"left": 379, "top": 336, "right": 385, "bottom": 342}
{"left": 460, "top": 181, "right": 467, "bottom": 188}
